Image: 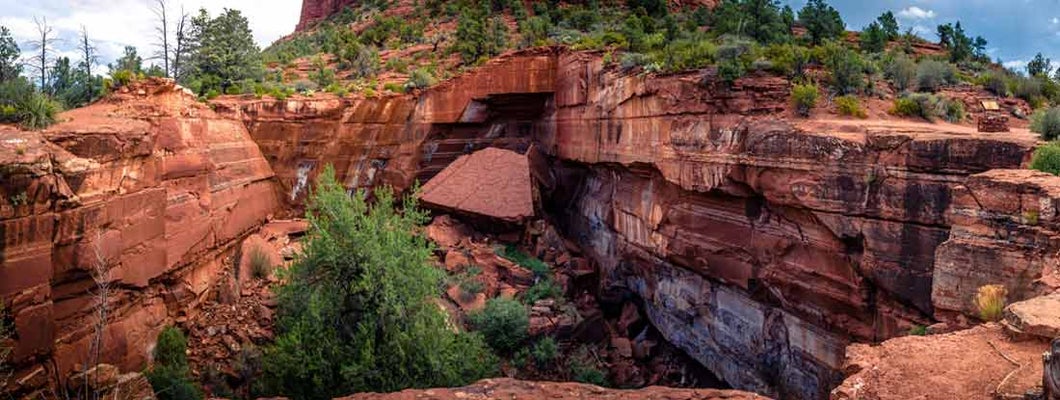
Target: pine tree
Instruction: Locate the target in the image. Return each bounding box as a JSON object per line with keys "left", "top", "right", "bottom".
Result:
{"left": 798, "top": 0, "right": 845, "bottom": 46}
{"left": 0, "top": 26, "right": 21, "bottom": 83}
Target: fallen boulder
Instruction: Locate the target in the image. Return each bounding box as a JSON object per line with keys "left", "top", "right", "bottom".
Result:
{"left": 420, "top": 148, "right": 535, "bottom": 225}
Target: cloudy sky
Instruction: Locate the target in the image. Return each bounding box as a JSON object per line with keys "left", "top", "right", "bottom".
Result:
{"left": 0, "top": 0, "right": 301, "bottom": 71}
{"left": 1, "top": 0, "right": 1059, "bottom": 74}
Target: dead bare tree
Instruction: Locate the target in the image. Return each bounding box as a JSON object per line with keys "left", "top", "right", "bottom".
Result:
{"left": 78, "top": 231, "right": 112, "bottom": 400}
{"left": 152, "top": 0, "right": 170, "bottom": 77}
{"left": 171, "top": 8, "right": 190, "bottom": 80}
{"left": 25, "top": 16, "right": 59, "bottom": 90}
{"left": 77, "top": 26, "right": 99, "bottom": 79}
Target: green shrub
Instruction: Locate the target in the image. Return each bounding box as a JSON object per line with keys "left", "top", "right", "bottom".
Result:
{"left": 1031, "top": 143, "right": 1060, "bottom": 175}
{"left": 890, "top": 97, "right": 921, "bottom": 118}
{"left": 569, "top": 346, "right": 608, "bottom": 386}
{"left": 717, "top": 58, "right": 746, "bottom": 84}
{"left": 943, "top": 99, "right": 965, "bottom": 123}
{"left": 824, "top": 46, "right": 864, "bottom": 95}
{"left": 146, "top": 327, "right": 202, "bottom": 400}
{"left": 981, "top": 72, "right": 1008, "bottom": 96}
{"left": 248, "top": 246, "right": 272, "bottom": 280}
{"left": 835, "top": 95, "right": 867, "bottom": 118}
{"left": 908, "top": 325, "right": 928, "bottom": 336}
{"left": 523, "top": 280, "right": 563, "bottom": 304}
{"left": 1032, "top": 107, "right": 1060, "bottom": 140}
{"left": 341, "top": 41, "right": 381, "bottom": 79}
{"left": 259, "top": 166, "right": 497, "bottom": 398}
{"left": 915, "top": 60, "right": 956, "bottom": 92}
{"left": 1013, "top": 76, "right": 1044, "bottom": 103}
{"left": 791, "top": 83, "right": 819, "bottom": 117}
{"left": 111, "top": 69, "right": 135, "bottom": 88}
{"left": 884, "top": 54, "right": 917, "bottom": 93}
{"left": 531, "top": 337, "right": 559, "bottom": 368}
{"left": 404, "top": 68, "right": 436, "bottom": 91}
{"left": 15, "top": 91, "right": 60, "bottom": 130}
{"left": 500, "top": 245, "right": 550, "bottom": 278}
{"left": 469, "top": 298, "right": 529, "bottom": 354}
{"left": 382, "top": 82, "right": 404, "bottom": 93}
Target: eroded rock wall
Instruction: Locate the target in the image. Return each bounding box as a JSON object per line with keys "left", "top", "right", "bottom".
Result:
{"left": 0, "top": 81, "right": 281, "bottom": 395}
{"left": 218, "top": 50, "right": 1039, "bottom": 399}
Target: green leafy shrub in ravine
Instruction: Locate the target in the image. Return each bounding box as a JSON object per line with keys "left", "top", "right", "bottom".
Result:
{"left": 531, "top": 337, "right": 559, "bottom": 368}
{"left": 835, "top": 95, "right": 866, "bottom": 118}
{"left": 791, "top": 83, "right": 819, "bottom": 117}
{"left": 522, "top": 279, "right": 564, "bottom": 304}
{"left": 469, "top": 297, "right": 529, "bottom": 354}
{"left": 569, "top": 346, "right": 608, "bottom": 386}
{"left": 1032, "top": 107, "right": 1060, "bottom": 141}
{"left": 1031, "top": 142, "right": 1060, "bottom": 175}
{"left": 146, "top": 327, "right": 203, "bottom": 400}
{"left": 259, "top": 166, "right": 497, "bottom": 398}
{"left": 500, "top": 245, "right": 550, "bottom": 278}
{"left": 915, "top": 60, "right": 956, "bottom": 92}
{"left": 908, "top": 325, "right": 928, "bottom": 336}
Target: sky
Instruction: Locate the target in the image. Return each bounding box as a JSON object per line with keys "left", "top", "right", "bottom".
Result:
{"left": 1, "top": 0, "right": 1059, "bottom": 74}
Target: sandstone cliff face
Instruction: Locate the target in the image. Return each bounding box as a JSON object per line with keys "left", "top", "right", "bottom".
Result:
{"left": 296, "top": 0, "right": 359, "bottom": 31}
{"left": 217, "top": 50, "right": 1040, "bottom": 399}
{"left": 0, "top": 80, "right": 281, "bottom": 395}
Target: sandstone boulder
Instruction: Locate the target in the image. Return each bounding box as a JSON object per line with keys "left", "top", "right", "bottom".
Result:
{"left": 420, "top": 148, "right": 535, "bottom": 224}
{"left": 339, "top": 378, "right": 764, "bottom": 399}
{"left": 1004, "top": 293, "right": 1060, "bottom": 340}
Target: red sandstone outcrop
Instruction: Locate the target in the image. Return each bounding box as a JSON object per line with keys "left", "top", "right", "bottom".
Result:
{"left": 420, "top": 148, "right": 535, "bottom": 224}
{"left": 216, "top": 49, "right": 1041, "bottom": 399}
{"left": 0, "top": 79, "right": 281, "bottom": 396}
{"left": 296, "top": 0, "right": 359, "bottom": 31}
{"left": 340, "top": 378, "right": 764, "bottom": 400}
{"left": 833, "top": 324, "right": 1043, "bottom": 400}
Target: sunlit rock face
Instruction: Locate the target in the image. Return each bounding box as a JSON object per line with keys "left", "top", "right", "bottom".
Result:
{"left": 192, "top": 49, "right": 1045, "bottom": 400}
{"left": 0, "top": 79, "right": 281, "bottom": 395}
{"left": 295, "top": 0, "right": 359, "bottom": 31}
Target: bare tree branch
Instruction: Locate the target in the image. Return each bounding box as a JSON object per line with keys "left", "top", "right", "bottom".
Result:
{"left": 171, "top": 7, "right": 189, "bottom": 80}
{"left": 78, "top": 25, "right": 99, "bottom": 78}
{"left": 152, "top": 0, "right": 170, "bottom": 77}
{"left": 25, "top": 16, "right": 60, "bottom": 90}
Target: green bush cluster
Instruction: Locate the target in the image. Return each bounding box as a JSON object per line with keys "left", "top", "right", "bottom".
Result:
{"left": 835, "top": 95, "right": 867, "bottom": 118}
{"left": 791, "top": 83, "right": 819, "bottom": 117}
{"left": 915, "top": 60, "right": 957, "bottom": 92}
{"left": 469, "top": 297, "right": 529, "bottom": 354}
{"left": 1031, "top": 142, "right": 1060, "bottom": 175}
{"left": 259, "top": 166, "right": 497, "bottom": 398}
{"left": 146, "top": 327, "right": 203, "bottom": 400}
{"left": 890, "top": 93, "right": 964, "bottom": 122}
{"left": 1032, "top": 107, "right": 1060, "bottom": 140}
{"left": 0, "top": 78, "right": 61, "bottom": 130}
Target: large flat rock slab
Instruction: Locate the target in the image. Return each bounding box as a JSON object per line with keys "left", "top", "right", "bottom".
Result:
{"left": 341, "top": 378, "right": 765, "bottom": 399}
{"left": 1005, "top": 293, "right": 1060, "bottom": 340}
{"left": 420, "top": 147, "right": 534, "bottom": 223}
{"left": 834, "top": 324, "right": 1046, "bottom": 400}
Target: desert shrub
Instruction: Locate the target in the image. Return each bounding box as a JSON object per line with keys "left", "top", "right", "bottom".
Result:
{"left": 382, "top": 82, "right": 404, "bottom": 93}
{"left": 915, "top": 60, "right": 956, "bottom": 92}
{"left": 943, "top": 99, "right": 965, "bottom": 123}
{"left": 975, "top": 284, "right": 1007, "bottom": 322}
{"left": 259, "top": 166, "right": 497, "bottom": 398}
{"left": 111, "top": 69, "right": 135, "bottom": 88}
{"left": 763, "top": 44, "right": 810, "bottom": 78}
{"left": 1031, "top": 142, "right": 1060, "bottom": 175}
{"left": 658, "top": 36, "right": 716, "bottom": 72}
{"left": 619, "top": 52, "right": 654, "bottom": 72}
{"left": 531, "top": 337, "right": 559, "bottom": 368}
{"left": 791, "top": 83, "right": 819, "bottom": 117}
{"left": 469, "top": 297, "right": 529, "bottom": 354}
{"left": 1032, "top": 107, "right": 1060, "bottom": 140}
{"left": 522, "top": 280, "right": 564, "bottom": 304}
{"left": 569, "top": 346, "right": 608, "bottom": 386}
{"left": 908, "top": 325, "right": 928, "bottom": 336}
{"left": 835, "top": 95, "right": 867, "bottom": 118}
{"left": 15, "top": 91, "right": 60, "bottom": 130}
{"left": 500, "top": 245, "right": 550, "bottom": 278}
{"left": 890, "top": 97, "right": 922, "bottom": 118}
{"left": 248, "top": 246, "right": 272, "bottom": 280}
{"left": 884, "top": 54, "right": 917, "bottom": 93}
{"left": 824, "top": 46, "right": 865, "bottom": 95}
{"left": 146, "top": 327, "right": 203, "bottom": 400}
{"left": 404, "top": 68, "right": 436, "bottom": 91}
{"left": 716, "top": 59, "right": 746, "bottom": 85}
{"left": 981, "top": 72, "right": 1008, "bottom": 96}
{"left": 341, "top": 41, "right": 381, "bottom": 79}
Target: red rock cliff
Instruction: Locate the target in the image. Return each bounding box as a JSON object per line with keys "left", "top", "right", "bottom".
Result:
{"left": 0, "top": 79, "right": 281, "bottom": 396}
{"left": 296, "top": 0, "right": 359, "bottom": 31}
{"left": 217, "top": 49, "right": 1040, "bottom": 400}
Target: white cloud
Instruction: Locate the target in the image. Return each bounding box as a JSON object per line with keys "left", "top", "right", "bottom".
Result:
{"left": 1, "top": 0, "right": 299, "bottom": 69}
{"left": 899, "top": 6, "right": 936, "bottom": 20}
{"left": 1053, "top": 17, "right": 1060, "bottom": 25}
{"left": 1003, "top": 60, "right": 1027, "bottom": 72}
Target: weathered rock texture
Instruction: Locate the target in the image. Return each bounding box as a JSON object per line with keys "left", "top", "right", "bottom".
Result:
{"left": 420, "top": 148, "right": 535, "bottom": 224}
{"left": 296, "top": 0, "right": 359, "bottom": 31}
{"left": 340, "top": 378, "right": 763, "bottom": 400}
{"left": 217, "top": 49, "right": 1043, "bottom": 400}
{"left": 834, "top": 324, "right": 1043, "bottom": 400}
{"left": 0, "top": 79, "right": 281, "bottom": 396}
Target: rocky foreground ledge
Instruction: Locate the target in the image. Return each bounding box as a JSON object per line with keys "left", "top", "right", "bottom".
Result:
{"left": 340, "top": 378, "right": 764, "bottom": 400}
